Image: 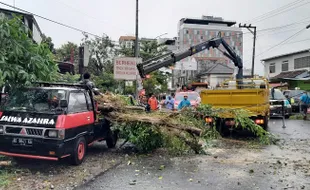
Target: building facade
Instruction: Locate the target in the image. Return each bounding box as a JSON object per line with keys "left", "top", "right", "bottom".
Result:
{"left": 119, "top": 36, "right": 136, "bottom": 49}
{"left": 173, "top": 15, "right": 243, "bottom": 87}
{"left": 0, "top": 8, "right": 43, "bottom": 44}
{"left": 262, "top": 49, "right": 310, "bottom": 79}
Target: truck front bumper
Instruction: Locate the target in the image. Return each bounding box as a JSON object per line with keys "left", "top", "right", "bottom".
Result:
{"left": 0, "top": 135, "right": 69, "bottom": 161}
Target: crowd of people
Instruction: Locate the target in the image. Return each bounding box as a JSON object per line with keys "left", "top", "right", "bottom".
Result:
{"left": 138, "top": 93, "right": 176, "bottom": 112}
{"left": 137, "top": 83, "right": 196, "bottom": 112}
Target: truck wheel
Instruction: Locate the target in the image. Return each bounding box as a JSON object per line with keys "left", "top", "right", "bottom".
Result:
{"left": 71, "top": 136, "right": 86, "bottom": 165}
{"left": 106, "top": 130, "right": 118, "bottom": 148}
{"left": 262, "top": 116, "right": 269, "bottom": 130}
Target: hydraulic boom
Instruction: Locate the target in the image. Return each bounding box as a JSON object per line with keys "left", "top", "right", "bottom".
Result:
{"left": 137, "top": 37, "right": 243, "bottom": 87}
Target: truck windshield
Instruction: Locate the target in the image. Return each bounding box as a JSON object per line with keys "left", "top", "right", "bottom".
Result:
{"left": 270, "top": 89, "right": 286, "bottom": 100}
{"left": 1, "top": 88, "right": 67, "bottom": 113}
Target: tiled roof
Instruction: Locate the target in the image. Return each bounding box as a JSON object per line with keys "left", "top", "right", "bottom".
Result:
{"left": 119, "top": 36, "right": 136, "bottom": 41}
{"left": 271, "top": 70, "right": 308, "bottom": 79}
{"left": 198, "top": 63, "right": 234, "bottom": 76}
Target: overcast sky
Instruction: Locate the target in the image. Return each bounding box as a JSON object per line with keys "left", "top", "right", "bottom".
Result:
{"left": 1, "top": 0, "right": 310, "bottom": 75}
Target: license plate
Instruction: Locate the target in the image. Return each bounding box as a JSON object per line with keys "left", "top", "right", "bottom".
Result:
{"left": 12, "top": 138, "right": 33, "bottom": 146}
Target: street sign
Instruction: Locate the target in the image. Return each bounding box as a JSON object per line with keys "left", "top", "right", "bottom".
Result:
{"left": 114, "top": 57, "right": 142, "bottom": 80}
{"left": 83, "top": 45, "right": 90, "bottom": 67}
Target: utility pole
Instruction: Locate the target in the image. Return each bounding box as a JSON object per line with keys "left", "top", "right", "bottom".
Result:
{"left": 134, "top": 0, "right": 139, "bottom": 99}
{"left": 239, "top": 23, "right": 257, "bottom": 77}
{"left": 134, "top": 0, "right": 139, "bottom": 58}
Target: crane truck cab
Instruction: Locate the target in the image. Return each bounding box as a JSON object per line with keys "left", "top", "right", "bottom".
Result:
{"left": 0, "top": 82, "right": 118, "bottom": 165}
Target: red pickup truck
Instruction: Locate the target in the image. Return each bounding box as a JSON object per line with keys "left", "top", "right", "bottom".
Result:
{"left": 0, "top": 82, "right": 118, "bottom": 165}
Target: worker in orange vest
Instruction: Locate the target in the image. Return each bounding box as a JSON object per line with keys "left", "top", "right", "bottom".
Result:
{"left": 148, "top": 94, "right": 158, "bottom": 111}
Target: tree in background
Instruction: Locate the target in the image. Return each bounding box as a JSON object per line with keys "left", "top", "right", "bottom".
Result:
{"left": 82, "top": 34, "right": 117, "bottom": 75}
{"left": 120, "top": 40, "right": 171, "bottom": 94}
{"left": 54, "top": 42, "right": 79, "bottom": 63}
{"left": 0, "top": 15, "right": 58, "bottom": 87}
{"left": 41, "top": 34, "right": 55, "bottom": 53}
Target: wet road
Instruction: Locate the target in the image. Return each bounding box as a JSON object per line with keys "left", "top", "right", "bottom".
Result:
{"left": 76, "top": 119, "right": 310, "bottom": 190}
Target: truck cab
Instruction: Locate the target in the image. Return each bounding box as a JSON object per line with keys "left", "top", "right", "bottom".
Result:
{"left": 0, "top": 83, "right": 117, "bottom": 165}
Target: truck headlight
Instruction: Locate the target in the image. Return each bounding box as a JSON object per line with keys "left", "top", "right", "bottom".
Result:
{"left": 47, "top": 129, "right": 65, "bottom": 139}
{"left": 48, "top": 130, "right": 58, "bottom": 138}
{"left": 0, "top": 125, "right": 3, "bottom": 134}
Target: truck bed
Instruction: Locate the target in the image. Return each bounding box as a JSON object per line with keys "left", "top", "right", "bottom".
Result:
{"left": 200, "top": 89, "right": 269, "bottom": 117}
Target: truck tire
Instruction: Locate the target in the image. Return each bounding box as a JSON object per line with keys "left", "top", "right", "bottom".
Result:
{"left": 262, "top": 116, "right": 269, "bottom": 130}
{"left": 71, "top": 136, "right": 86, "bottom": 165}
{"left": 106, "top": 130, "right": 118, "bottom": 148}
{"left": 216, "top": 120, "right": 229, "bottom": 136}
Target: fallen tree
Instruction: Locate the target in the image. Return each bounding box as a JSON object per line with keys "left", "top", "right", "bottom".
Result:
{"left": 94, "top": 93, "right": 275, "bottom": 154}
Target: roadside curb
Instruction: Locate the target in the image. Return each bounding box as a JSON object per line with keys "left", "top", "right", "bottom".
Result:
{"left": 74, "top": 161, "right": 123, "bottom": 190}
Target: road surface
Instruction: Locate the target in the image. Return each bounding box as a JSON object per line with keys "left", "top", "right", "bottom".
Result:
{"left": 76, "top": 119, "right": 310, "bottom": 190}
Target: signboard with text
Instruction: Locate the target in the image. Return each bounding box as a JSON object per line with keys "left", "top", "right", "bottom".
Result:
{"left": 114, "top": 57, "right": 142, "bottom": 80}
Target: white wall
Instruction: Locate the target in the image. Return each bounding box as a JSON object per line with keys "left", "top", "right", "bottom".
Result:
{"left": 264, "top": 51, "right": 310, "bottom": 78}
{"left": 200, "top": 74, "right": 232, "bottom": 87}
{"left": 32, "top": 24, "right": 42, "bottom": 44}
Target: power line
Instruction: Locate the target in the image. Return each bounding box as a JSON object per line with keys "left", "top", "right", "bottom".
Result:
{"left": 53, "top": 0, "right": 134, "bottom": 36}
{"left": 245, "top": 0, "right": 306, "bottom": 23}
{"left": 256, "top": 28, "right": 305, "bottom": 57}
{"left": 243, "top": 25, "right": 308, "bottom": 66}
{"left": 253, "top": 1, "right": 310, "bottom": 24}
{"left": 0, "top": 1, "right": 106, "bottom": 39}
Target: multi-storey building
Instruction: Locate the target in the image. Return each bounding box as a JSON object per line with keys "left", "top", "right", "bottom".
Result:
{"left": 173, "top": 15, "right": 243, "bottom": 87}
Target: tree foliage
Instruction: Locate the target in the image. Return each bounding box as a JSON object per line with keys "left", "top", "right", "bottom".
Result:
{"left": 0, "top": 14, "right": 58, "bottom": 87}
{"left": 41, "top": 34, "right": 55, "bottom": 53}
{"left": 54, "top": 42, "right": 78, "bottom": 63}
{"left": 82, "top": 34, "right": 117, "bottom": 75}
{"left": 119, "top": 40, "right": 171, "bottom": 94}
{"left": 93, "top": 72, "right": 119, "bottom": 92}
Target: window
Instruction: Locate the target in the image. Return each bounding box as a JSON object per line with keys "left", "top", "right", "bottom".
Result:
{"left": 68, "top": 92, "right": 88, "bottom": 113}
{"left": 200, "top": 36, "right": 204, "bottom": 40}
{"left": 185, "top": 30, "right": 189, "bottom": 34}
{"left": 205, "top": 31, "right": 208, "bottom": 35}
{"left": 294, "top": 56, "right": 310, "bottom": 69}
{"left": 282, "top": 60, "right": 289, "bottom": 71}
{"left": 269, "top": 63, "right": 276, "bottom": 73}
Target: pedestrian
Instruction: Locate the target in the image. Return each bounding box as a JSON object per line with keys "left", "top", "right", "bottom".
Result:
{"left": 165, "top": 96, "right": 175, "bottom": 111}
{"left": 181, "top": 85, "right": 187, "bottom": 92}
{"left": 148, "top": 94, "right": 158, "bottom": 111}
{"left": 176, "top": 84, "right": 181, "bottom": 92}
{"left": 300, "top": 91, "right": 310, "bottom": 120}
{"left": 160, "top": 95, "right": 166, "bottom": 106}
{"left": 187, "top": 84, "right": 194, "bottom": 91}
{"left": 80, "top": 72, "right": 95, "bottom": 90}
{"left": 178, "top": 94, "right": 191, "bottom": 110}
{"left": 139, "top": 95, "right": 150, "bottom": 112}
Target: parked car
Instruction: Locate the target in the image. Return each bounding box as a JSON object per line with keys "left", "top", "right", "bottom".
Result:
{"left": 283, "top": 90, "right": 305, "bottom": 112}
{"left": 270, "top": 89, "right": 292, "bottom": 118}
{"left": 174, "top": 91, "right": 201, "bottom": 109}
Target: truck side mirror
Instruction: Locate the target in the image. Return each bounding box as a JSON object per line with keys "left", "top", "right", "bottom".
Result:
{"left": 60, "top": 100, "right": 68, "bottom": 108}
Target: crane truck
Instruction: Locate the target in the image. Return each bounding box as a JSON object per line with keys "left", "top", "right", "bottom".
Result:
{"left": 137, "top": 36, "right": 270, "bottom": 134}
